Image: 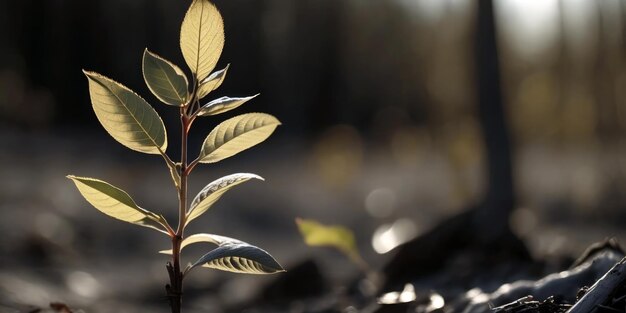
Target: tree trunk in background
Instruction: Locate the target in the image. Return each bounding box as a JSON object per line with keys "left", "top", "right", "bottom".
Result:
{"left": 382, "top": 0, "right": 528, "bottom": 289}
{"left": 473, "top": 0, "right": 515, "bottom": 241}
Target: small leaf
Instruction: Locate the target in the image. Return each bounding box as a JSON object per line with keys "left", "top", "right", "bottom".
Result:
{"left": 67, "top": 175, "right": 168, "bottom": 234}
{"left": 198, "top": 95, "right": 258, "bottom": 116}
{"left": 296, "top": 218, "right": 361, "bottom": 262}
{"left": 191, "top": 240, "right": 284, "bottom": 274}
{"left": 197, "top": 64, "right": 229, "bottom": 99}
{"left": 198, "top": 113, "right": 280, "bottom": 163}
{"left": 185, "top": 173, "right": 263, "bottom": 226}
{"left": 83, "top": 70, "right": 168, "bottom": 155}
{"left": 168, "top": 162, "right": 181, "bottom": 189}
{"left": 160, "top": 233, "right": 239, "bottom": 254}
{"left": 142, "top": 49, "right": 189, "bottom": 106}
{"left": 180, "top": 0, "right": 224, "bottom": 81}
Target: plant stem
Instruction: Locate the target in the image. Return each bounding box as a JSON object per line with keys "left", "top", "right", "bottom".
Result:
{"left": 167, "top": 238, "right": 183, "bottom": 313}
{"left": 167, "top": 107, "right": 191, "bottom": 313}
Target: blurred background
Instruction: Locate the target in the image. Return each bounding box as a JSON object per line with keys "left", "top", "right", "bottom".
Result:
{"left": 1, "top": 0, "right": 626, "bottom": 312}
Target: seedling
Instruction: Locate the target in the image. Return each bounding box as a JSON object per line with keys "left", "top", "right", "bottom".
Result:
{"left": 67, "top": 1, "right": 284, "bottom": 312}
{"left": 296, "top": 218, "right": 370, "bottom": 273}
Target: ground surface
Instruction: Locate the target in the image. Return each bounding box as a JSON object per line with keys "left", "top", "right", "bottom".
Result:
{"left": 1, "top": 131, "right": 626, "bottom": 312}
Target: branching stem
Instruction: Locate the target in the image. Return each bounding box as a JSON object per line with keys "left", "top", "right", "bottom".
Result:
{"left": 168, "top": 90, "right": 195, "bottom": 313}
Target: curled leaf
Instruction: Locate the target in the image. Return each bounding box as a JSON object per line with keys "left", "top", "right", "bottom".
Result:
{"left": 197, "top": 64, "right": 229, "bottom": 99}
{"left": 185, "top": 173, "right": 263, "bottom": 226}
{"left": 198, "top": 113, "right": 280, "bottom": 163}
{"left": 191, "top": 240, "right": 284, "bottom": 274}
{"left": 67, "top": 175, "right": 168, "bottom": 234}
{"left": 142, "top": 49, "right": 189, "bottom": 106}
{"left": 197, "top": 95, "right": 258, "bottom": 116}
{"left": 180, "top": 0, "right": 224, "bottom": 80}
{"left": 83, "top": 70, "right": 168, "bottom": 155}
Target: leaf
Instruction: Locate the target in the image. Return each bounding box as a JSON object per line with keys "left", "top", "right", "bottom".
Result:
{"left": 296, "top": 218, "right": 361, "bottom": 262}
{"left": 191, "top": 240, "right": 284, "bottom": 274}
{"left": 142, "top": 49, "right": 189, "bottom": 106}
{"left": 197, "top": 95, "right": 258, "bottom": 117}
{"left": 180, "top": 0, "right": 224, "bottom": 81}
{"left": 197, "top": 64, "right": 229, "bottom": 99}
{"left": 83, "top": 70, "right": 168, "bottom": 155}
{"left": 185, "top": 173, "right": 263, "bottom": 226}
{"left": 168, "top": 162, "right": 181, "bottom": 190}
{"left": 159, "top": 233, "right": 238, "bottom": 254}
{"left": 198, "top": 113, "right": 280, "bottom": 163}
{"left": 67, "top": 175, "right": 168, "bottom": 234}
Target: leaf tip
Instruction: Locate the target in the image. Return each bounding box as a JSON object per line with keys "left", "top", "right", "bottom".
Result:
{"left": 82, "top": 69, "right": 94, "bottom": 78}
{"left": 143, "top": 48, "right": 157, "bottom": 58}
{"left": 249, "top": 173, "right": 265, "bottom": 181}
{"left": 82, "top": 70, "right": 103, "bottom": 83}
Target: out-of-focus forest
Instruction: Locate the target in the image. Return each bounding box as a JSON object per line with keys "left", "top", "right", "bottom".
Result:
{"left": 1, "top": 0, "right": 626, "bottom": 312}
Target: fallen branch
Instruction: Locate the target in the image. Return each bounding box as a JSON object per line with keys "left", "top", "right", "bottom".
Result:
{"left": 567, "top": 257, "right": 626, "bottom": 313}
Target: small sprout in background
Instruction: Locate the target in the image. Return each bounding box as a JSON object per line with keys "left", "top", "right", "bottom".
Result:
{"left": 296, "top": 218, "right": 370, "bottom": 273}
{"left": 67, "top": 0, "right": 284, "bottom": 312}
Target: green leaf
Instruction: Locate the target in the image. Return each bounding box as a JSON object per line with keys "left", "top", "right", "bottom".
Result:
{"left": 83, "top": 70, "right": 168, "bottom": 155}
{"left": 142, "top": 49, "right": 189, "bottom": 106}
{"left": 185, "top": 173, "right": 263, "bottom": 226}
{"left": 67, "top": 175, "right": 168, "bottom": 234}
{"left": 198, "top": 113, "right": 280, "bottom": 163}
{"left": 159, "top": 233, "right": 237, "bottom": 254}
{"left": 296, "top": 218, "right": 361, "bottom": 262}
{"left": 190, "top": 239, "right": 284, "bottom": 274}
{"left": 197, "top": 64, "right": 229, "bottom": 99}
{"left": 197, "top": 94, "right": 258, "bottom": 116}
{"left": 180, "top": 0, "right": 224, "bottom": 81}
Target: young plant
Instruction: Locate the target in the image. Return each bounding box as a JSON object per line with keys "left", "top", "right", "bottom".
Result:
{"left": 66, "top": 1, "right": 284, "bottom": 312}
{"left": 296, "top": 218, "right": 370, "bottom": 273}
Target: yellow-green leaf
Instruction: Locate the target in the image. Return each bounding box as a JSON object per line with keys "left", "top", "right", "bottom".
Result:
{"left": 142, "top": 49, "right": 189, "bottom": 106}
{"left": 191, "top": 240, "right": 284, "bottom": 274}
{"left": 296, "top": 218, "right": 361, "bottom": 262}
{"left": 197, "top": 64, "right": 229, "bottom": 99}
{"left": 185, "top": 173, "right": 263, "bottom": 226}
{"left": 159, "top": 233, "right": 238, "bottom": 254}
{"left": 83, "top": 70, "right": 168, "bottom": 155}
{"left": 198, "top": 113, "right": 280, "bottom": 163}
{"left": 67, "top": 175, "right": 168, "bottom": 234}
{"left": 180, "top": 0, "right": 224, "bottom": 81}
{"left": 198, "top": 95, "right": 258, "bottom": 116}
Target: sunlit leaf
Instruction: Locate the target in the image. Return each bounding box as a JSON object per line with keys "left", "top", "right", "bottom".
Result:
{"left": 198, "top": 113, "right": 280, "bottom": 163}
{"left": 180, "top": 0, "right": 224, "bottom": 81}
{"left": 185, "top": 173, "right": 263, "bottom": 226}
{"left": 67, "top": 175, "right": 168, "bottom": 234}
{"left": 197, "top": 95, "right": 258, "bottom": 116}
{"left": 83, "top": 70, "right": 168, "bottom": 154}
{"left": 142, "top": 49, "right": 189, "bottom": 106}
{"left": 159, "top": 233, "right": 239, "bottom": 254}
{"left": 168, "top": 162, "right": 181, "bottom": 189}
{"left": 191, "top": 240, "right": 284, "bottom": 274}
{"left": 197, "top": 64, "right": 229, "bottom": 99}
{"left": 296, "top": 218, "right": 362, "bottom": 263}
